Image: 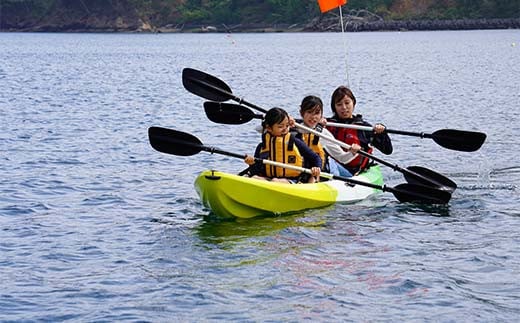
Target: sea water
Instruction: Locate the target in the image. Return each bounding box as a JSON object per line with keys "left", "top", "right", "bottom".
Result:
{"left": 1, "top": 30, "right": 519, "bottom": 321}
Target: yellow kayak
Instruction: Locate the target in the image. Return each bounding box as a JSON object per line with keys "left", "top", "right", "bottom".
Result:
{"left": 194, "top": 165, "right": 384, "bottom": 219}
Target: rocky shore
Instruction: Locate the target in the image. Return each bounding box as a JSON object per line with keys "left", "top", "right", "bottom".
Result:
{"left": 2, "top": 17, "right": 519, "bottom": 33}
{"left": 306, "top": 17, "right": 520, "bottom": 32}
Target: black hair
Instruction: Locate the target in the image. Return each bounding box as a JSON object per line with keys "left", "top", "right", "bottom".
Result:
{"left": 300, "top": 95, "right": 323, "bottom": 114}
{"left": 262, "top": 107, "right": 289, "bottom": 129}
{"left": 330, "top": 86, "right": 356, "bottom": 116}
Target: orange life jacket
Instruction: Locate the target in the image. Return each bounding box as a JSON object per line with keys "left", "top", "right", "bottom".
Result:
{"left": 260, "top": 132, "right": 304, "bottom": 178}
{"left": 300, "top": 132, "right": 326, "bottom": 170}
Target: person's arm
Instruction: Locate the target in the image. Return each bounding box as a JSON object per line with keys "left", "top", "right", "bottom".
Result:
{"left": 320, "top": 128, "right": 357, "bottom": 164}
{"left": 245, "top": 143, "right": 265, "bottom": 176}
{"left": 357, "top": 120, "right": 393, "bottom": 155}
{"left": 373, "top": 132, "right": 393, "bottom": 154}
{"left": 368, "top": 122, "right": 393, "bottom": 154}
{"left": 294, "top": 138, "right": 322, "bottom": 169}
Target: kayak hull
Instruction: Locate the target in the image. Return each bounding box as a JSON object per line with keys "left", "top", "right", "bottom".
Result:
{"left": 194, "top": 165, "right": 384, "bottom": 219}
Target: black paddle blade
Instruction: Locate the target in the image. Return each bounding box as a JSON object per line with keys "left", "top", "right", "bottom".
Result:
{"left": 431, "top": 129, "right": 487, "bottom": 152}
{"left": 182, "top": 68, "right": 233, "bottom": 102}
{"left": 404, "top": 166, "right": 457, "bottom": 193}
{"left": 204, "top": 102, "right": 260, "bottom": 125}
{"left": 148, "top": 126, "right": 203, "bottom": 156}
{"left": 392, "top": 183, "right": 452, "bottom": 204}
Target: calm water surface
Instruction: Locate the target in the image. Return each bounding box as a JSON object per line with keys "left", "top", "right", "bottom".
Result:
{"left": 1, "top": 30, "right": 519, "bottom": 321}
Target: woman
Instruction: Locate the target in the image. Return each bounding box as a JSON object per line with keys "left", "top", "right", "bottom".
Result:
{"left": 326, "top": 86, "right": 392, "bottom": 175}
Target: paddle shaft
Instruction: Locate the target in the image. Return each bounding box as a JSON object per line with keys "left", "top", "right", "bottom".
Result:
{"left": 292, "top": 123, "right": 453, "bottom": 190}
{"left": 149, "top": 127, "right": 451, "bottom": 204}
{"left": 203, "top": 100, "right": 484, "bottom": 152}
{"left": 325, "top": 122, "right": 486, "bottom": 152}
{"left": 187, "top": 68, "right": 423, "bottom": 140}
{"left": 205, "top": 102, "right": 425, "bottom": 137}
{"left": 326, "top": 122, "right": 435, "bottom": 138}
{"left": 150, "top": 127, "right": 384, "bottom": 191}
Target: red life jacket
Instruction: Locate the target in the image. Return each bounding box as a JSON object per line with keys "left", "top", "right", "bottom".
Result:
{"left": 326, "top": 125, "right": 372, "bottom": 172}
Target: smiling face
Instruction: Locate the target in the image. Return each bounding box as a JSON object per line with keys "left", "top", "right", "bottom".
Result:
{"left": 300, "top": 95, "right": 324, "bottom": 128}
{"left": 266, "top": 116, "right": 290, "bottom": 136}
{"left": 334, "top": 94, "right": 355, "bottom": 119}
{"left": 302, "top": 105, "right": 322, "bottom": 128}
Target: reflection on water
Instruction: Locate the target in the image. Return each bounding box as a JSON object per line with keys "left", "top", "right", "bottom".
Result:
{"left": 195, "top": 211, "right": 328, "bottom": 243}
{"left": 395, "top": 203, "right": 452, "bottom": 217}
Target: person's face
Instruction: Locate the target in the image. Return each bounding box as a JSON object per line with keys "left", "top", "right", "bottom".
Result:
{"left": 335, "top": 95, "right": 355, "bottom": 119}
{"left": 266, "top": 116, "right": 290, "bottom": 136}
{"left": 302, "top": 106, "right": 322, "bottom": 128}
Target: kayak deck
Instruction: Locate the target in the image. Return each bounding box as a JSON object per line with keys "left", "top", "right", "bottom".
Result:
{"left": 194, "top": 165, "right": 383, "bottom": 219}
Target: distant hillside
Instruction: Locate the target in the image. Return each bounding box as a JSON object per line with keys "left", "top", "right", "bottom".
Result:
{"left": 1, "top": 0, "right": 519, "bottom": 32}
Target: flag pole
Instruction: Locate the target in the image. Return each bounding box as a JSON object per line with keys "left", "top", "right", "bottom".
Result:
{"left": 338, "top": 3, "right": 350, "bottom": 87}
{"left": 317, "top": 0, "right": 350, "bottom": 86}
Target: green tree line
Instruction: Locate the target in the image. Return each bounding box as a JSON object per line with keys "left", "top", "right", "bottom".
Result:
{"left": 1, "top": 0, "right": 519, "bottom": 26}
{"left": 150, "top": 0, "right": 520, "bottom": 24}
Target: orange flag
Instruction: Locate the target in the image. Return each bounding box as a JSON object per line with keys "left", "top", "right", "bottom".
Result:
{"left": 317, "top": 0, "right": 347, "bottom": 13}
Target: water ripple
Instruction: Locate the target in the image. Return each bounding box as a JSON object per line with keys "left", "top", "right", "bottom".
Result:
{"left": 1, "top": 31, "right": 519, "bottom": 321}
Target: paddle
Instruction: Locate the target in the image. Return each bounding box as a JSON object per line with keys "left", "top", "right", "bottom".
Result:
{"left": 185, "top": 68, "right": 485, "bottom": 152}
{"left": 325, "top": 122, "right": 486, "bottom": 152}
{"left": 182, "top": 68, "right": 236, "bottom": 103}
{"left": 204, "top": 101, "right": 263, "bottom": 124}
{"left": 148, "top": 126, "right": 452, "bottom": 204}
{"left": 183, "top": 68, "right": 268, "bottom": 113}
{"left": 201, "top": 100, "right": 457, "bottom": 193}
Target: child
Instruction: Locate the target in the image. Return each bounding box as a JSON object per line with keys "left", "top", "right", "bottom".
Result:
{"left": 245, "top": 107, "right": 321, "bottom": 183}
{"left": 327, "top": 86, "right": 392, "bottom": 175}
{"left": 297, "top": 95, "right": 360, "bottom": 178}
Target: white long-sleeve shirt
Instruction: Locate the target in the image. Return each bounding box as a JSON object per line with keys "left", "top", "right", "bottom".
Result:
{"left": 317, "top": 127, "right": 358, "bottom": 164}
{"left": 294, "top": 126, "right": 357, "bottom": 165}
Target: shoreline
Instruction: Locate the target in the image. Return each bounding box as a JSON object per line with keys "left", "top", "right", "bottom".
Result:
{"left": 1, "top": 18, "right": 519, "bottom": 33}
